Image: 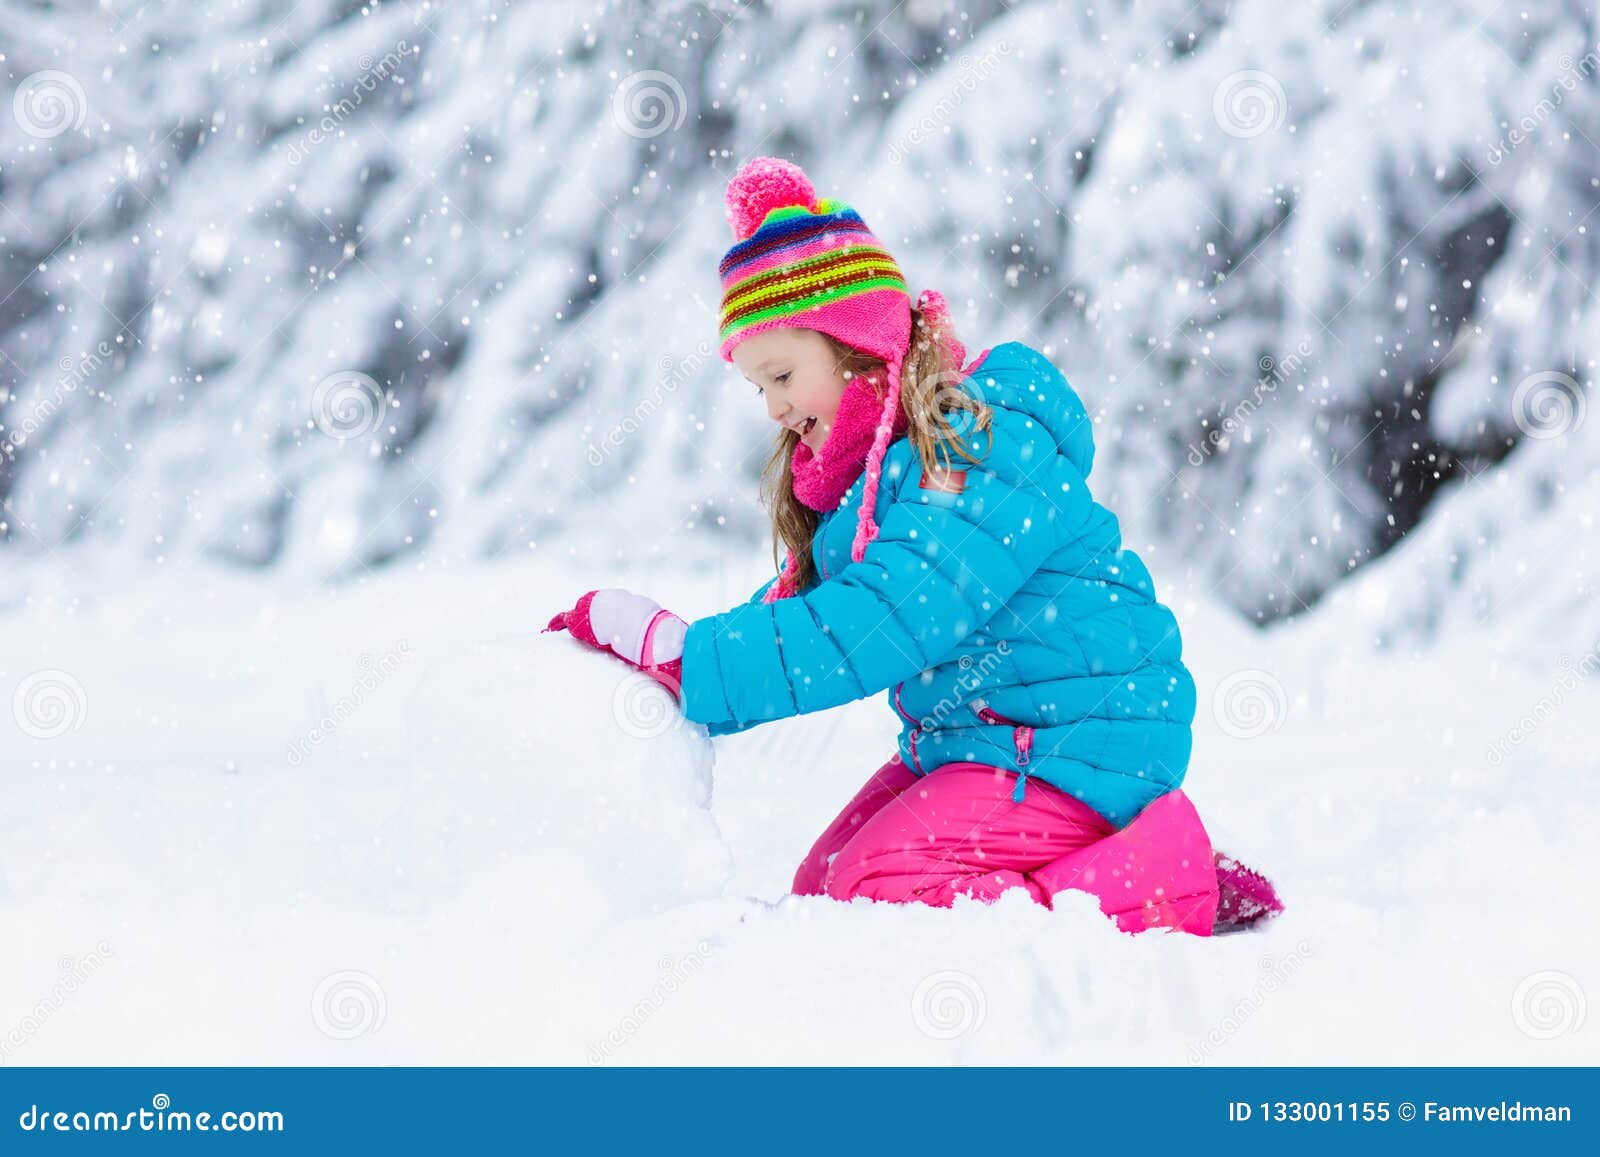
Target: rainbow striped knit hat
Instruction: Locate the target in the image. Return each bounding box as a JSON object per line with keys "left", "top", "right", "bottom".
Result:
{"left": 717, "top": 156, "right": 915, "bottom": 569}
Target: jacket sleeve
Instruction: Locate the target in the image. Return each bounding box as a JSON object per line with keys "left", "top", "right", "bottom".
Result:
{"left": 680, "top": 422, "right": 1077, "bottom": 733}
{"left": 697, "top": 573, "right": 779, "bottom": 737}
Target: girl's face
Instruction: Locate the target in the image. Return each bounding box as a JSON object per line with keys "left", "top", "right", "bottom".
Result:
{"left": 733, "top": 328, "right": 848, "bottom": 453}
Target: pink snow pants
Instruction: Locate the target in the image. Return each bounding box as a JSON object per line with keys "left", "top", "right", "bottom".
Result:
{"left": 791, "top": 753, "right": 1219, "bottom": 935}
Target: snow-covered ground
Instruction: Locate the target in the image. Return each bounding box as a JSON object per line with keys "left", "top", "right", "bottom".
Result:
{"left": 2, "top": 545, "right": 1594, "bottom": 1066}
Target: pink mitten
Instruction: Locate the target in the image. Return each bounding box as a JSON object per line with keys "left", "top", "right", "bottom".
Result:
{"left": 543, "top": 588, "right": 685, "bottom": 697}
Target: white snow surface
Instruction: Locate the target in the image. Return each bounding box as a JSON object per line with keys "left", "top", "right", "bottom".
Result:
{"left": 2, "top": 548, "right": 1595, "bottom": 1066}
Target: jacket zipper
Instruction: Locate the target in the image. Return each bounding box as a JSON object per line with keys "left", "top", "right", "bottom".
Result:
{"left": 892, "top": 681, "right": 925, "bottom": 773}
{"left": 975, "top": 702, "right": 1035, "bottom": 802}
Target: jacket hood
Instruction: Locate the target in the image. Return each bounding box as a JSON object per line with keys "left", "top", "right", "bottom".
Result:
{"left": 959, "top": 342, "right": 1096, "bottom": 482}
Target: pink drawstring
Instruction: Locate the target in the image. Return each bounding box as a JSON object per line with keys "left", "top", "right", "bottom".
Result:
{"left": 850, "top": 352, "right": 903, "bottom": 563}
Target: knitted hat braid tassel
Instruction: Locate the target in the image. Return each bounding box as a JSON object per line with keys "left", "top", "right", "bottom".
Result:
{"left": 849, "top": 351, "right": 905, "bottom": 562}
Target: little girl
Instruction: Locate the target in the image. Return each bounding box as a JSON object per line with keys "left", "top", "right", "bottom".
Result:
{"left": 547, "top": 157, "right": 1281, "bottom": 935}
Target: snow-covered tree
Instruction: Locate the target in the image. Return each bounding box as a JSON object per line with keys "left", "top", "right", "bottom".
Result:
{"left": 1, "top": 0, "right": 1594, "bottom": 653}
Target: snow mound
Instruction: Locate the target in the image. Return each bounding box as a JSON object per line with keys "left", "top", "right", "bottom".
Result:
{"left": 403, "top": 633, "right": 732, "bottom": 917}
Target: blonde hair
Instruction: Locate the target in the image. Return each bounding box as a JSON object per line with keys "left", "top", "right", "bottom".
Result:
{"left": 759, "top": 304, "right": 993, "bottom": 592}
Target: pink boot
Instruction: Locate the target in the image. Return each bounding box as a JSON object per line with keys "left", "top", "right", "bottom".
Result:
{"left": 1210, "top": 851, "right": 1285, "bottom": 933}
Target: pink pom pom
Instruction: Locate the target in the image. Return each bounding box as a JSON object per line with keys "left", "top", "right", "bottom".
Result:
{"left": 725, "top": 157, "right": 817, "bottom": 241}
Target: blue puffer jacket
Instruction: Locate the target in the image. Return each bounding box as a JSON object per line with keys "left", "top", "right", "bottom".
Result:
{"left": 680, "top": 341, "right": 1195, "bottom": 827}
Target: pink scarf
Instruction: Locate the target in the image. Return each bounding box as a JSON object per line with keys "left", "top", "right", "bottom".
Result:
{"left": 764, "top": 290, "right": 967, "bottom": 603}
{"left": 789, "top": 367, "right": 910, "bottom": 514}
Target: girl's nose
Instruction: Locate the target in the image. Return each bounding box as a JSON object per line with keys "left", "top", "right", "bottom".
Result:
{"left": 766, "top": 393, "right": 790, "bottom": 424}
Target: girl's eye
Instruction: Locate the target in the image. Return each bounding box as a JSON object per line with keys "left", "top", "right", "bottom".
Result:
{"left": 776, "top": 373, "right": 789, "bottom": 383}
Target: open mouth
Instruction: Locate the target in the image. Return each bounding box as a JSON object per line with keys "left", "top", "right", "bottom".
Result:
{"left": 799, "top": 416, "right": 817, "bottom": 436}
